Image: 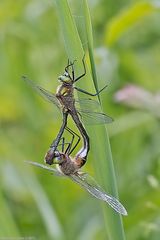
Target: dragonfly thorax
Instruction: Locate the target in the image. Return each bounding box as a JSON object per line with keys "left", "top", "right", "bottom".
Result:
{"left": 55, "top": 152, "right": 79, "bottom": 175}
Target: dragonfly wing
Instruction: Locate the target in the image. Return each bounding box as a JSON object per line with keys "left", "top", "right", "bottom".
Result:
{"left": 75, "top": 98, "right": 113, "bottom": 124}
{"left": 22, "top": 76, "right": 61, "bottom": 109}
{"left": 78, "top": 110, "right": 113, "bottom": 125}
{"left": 25, "top": 161, "right": 64, "bottom": 177}
{"left": 75, "top": 98, "right": 100, "bottom": 111}
{"left": 25, "top": 161, "right": 127, "bottom": 215}
{"left": 69, "top": 172, "right": 127, "bottom": 216}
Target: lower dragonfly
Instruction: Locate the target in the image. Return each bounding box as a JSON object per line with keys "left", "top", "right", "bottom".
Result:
{"left": 26, "top": 127, "right": 127, "bottom": 216}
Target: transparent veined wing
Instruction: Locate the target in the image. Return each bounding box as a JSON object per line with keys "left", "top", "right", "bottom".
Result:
{"left": 75, "top": 98, "right": 113, "bottom": 124}
{"left": 78, "top": 110, "right": 113, "bottom": 125}
{"left": 25, "top": 161, "right": 64, "bottom": 177}
{"left": 69, "top": 172, "right": 127, "bottom": 216}
{"left": 75, "top": 98, "right": 100, "bottom": 111}
{"left": 25, "top": 161, "right": 127, "bottom": 215}
{"left": 22, "top": 76, "right": 61, "bottom": 109}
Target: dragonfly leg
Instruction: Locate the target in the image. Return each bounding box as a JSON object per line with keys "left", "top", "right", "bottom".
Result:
{"left": 64, "top": 127, "right": 76, "bottom": 154}
{"left": 64, "top": 142, "right": 72, "bottom": 155}
{"left": 65, "top": 59, "right": 70, "bottom": 72}
{"left": 65, "top": 59, "right": 77, "bottom": 81}
{"left": 60, "top": 137, "right": 65, "bottom": 152}
{"left": 74, "top": 84, "right": 108, "bottom": 97}
{"left": 50, "top": 111, "right": 68, "bottom": 149}
{"left": 45, "top": 111, "right": 68, "bottom": 165}
{"left": 65, "top": 127, "right": 81, "bottom": 155}
{"left": 74, "top": 55, "right": 86, "bottom": 82}
{"left": 64, "top": 127, "right": 74, "bottom": 154}
{"left": 58, "top": 137, "right": 71, "bottom": 153}
{"left": 71, "top": 60, "right": 77, "bottom": 80}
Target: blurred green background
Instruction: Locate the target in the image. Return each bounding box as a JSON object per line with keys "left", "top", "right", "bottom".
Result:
{"left": 0, "top": 0, "right": 160, "bottom": 239}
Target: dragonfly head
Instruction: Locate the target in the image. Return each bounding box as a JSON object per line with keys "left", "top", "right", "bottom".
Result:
{"left": 53, "top": 151, "right": 64, "bottom": 164}
{"left": 58, "top": 71, "right": 72, "bottom": 83}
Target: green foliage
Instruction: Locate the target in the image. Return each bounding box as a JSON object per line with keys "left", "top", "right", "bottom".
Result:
{"left": 105, "top": 1, "right": 160, "bottom": 46}
{"left": 0, "top": 0, "right": 160, "bottom": 239}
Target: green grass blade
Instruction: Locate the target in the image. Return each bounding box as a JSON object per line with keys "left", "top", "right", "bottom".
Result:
{"left": 23, "top": 166, "right": 64, "bottom": 239}
{"left": 105, "top": 2, "right": 159, "bottom": 46}
{"left": 81, "top": 0, "right": 100, "bottom": 101}
{"left": 82, "top": 1, "right": 126, "bottom": 239}
{"left": 0, "top": 189, "right": 20, "bottom": 237}
{"left": 55, "top": 1, "right": 126, "bottom": 239}
{"left": 55, "top": 0, "right": 84, "bottom": 62}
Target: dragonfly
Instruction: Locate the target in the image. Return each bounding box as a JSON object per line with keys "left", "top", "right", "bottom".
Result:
{"left": 23, "top": 57, "right": 113, "bottom": 166}
{"left": 25, "top": 127, "right": 127, "bottom": 216}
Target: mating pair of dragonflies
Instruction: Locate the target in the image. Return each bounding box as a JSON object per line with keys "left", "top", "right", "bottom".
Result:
{"left": 23, "top": 57, "right": 127, "bottom": 216}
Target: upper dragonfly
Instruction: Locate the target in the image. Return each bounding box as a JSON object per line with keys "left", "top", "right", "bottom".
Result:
{"left": 23, "top": 57, "right": 113, "bottom": 166}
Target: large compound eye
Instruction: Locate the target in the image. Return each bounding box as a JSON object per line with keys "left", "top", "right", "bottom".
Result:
{"left": 54, "top": 150, "right": 60, "bottom": 158}
{"left": 64, "top": 71, "right": 69, "bottom": 77}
